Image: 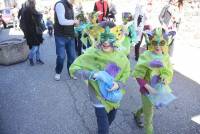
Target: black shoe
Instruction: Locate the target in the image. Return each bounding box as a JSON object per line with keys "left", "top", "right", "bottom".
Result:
{"left": 36, "top": 59, "right": 44, "bottom": 65}
{"left": 135, "top": 57, "right": 138, "bottom": 61}
{"left": 133, "top": 113, "right": 144, "bottom": 128}
{"left": 29, "top": 59, "right": 34, "bottom": 66}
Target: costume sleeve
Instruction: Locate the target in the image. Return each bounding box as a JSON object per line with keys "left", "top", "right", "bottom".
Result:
{"left": 69, "top": 48, "right": 96, "bottom": 78}
{"left": 69, "top": 55, "right": 85, "bottom": 78}
{"left": 136, "top": 78, "right": 147, "bottom": 87}
{"left": 74, "top": 70, "right": 92, "bottom": 80}
{"left": 160, "top": 54, "right": 173, "bottom": 84}
{"left": 132, "top": 52, "right": 149, "bottom": 79}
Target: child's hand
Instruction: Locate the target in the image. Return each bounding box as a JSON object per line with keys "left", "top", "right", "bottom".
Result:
{"left": 144, "top": 84, "right": 157, "bottom": 95}
{"left": 108, "top": 82, "right": 119, "bottom": 91}
{"left": 160, "top": 77, "right": 167, "bottom": 85}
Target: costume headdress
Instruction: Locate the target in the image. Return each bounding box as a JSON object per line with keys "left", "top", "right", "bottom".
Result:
{"left": 122, "top": 12, "right": 133, "bottom": 24}
{"left": 88, "top": 11, "right": 98, "bottom": 24}
{"left": 100, "top": 26, "right": 116, "bottom": 45}
{"left": 145, "top": 27, "right": 170, "bottom": 54}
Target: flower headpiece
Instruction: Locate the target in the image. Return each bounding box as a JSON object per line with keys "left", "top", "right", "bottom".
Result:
{"left": 100, "top": 26, "right": 116, "bottom": 45}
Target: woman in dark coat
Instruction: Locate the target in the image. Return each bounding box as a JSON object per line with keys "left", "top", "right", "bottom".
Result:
{"left": 23, "top": 0, "right": 44, "bottom": 66}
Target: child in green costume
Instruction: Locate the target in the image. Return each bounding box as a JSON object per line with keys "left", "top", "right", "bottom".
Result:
{"left": 132, "top": 27, "right": 173, "bottom": 134}
{"left": 69, "top": 27, "right": 130, "bottom": 134}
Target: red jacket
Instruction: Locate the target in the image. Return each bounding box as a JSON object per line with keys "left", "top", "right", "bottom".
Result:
{"left": 94, "top": 0, "right": 109, "bottom": 22}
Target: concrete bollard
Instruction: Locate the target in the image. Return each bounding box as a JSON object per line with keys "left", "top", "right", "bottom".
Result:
{"left": 0, "top": 38, "right": 29, "bottom": 65}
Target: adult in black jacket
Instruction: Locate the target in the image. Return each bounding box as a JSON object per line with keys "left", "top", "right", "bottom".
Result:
{"left": 23, "top": 0, "right": 44, "bottom": 66}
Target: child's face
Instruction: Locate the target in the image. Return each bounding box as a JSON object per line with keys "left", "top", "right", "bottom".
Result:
{"left": 153, "top": 45, "right": 162, "bottom": 54}
{"left": 101, "top": 41, "right": 114, "bottom": 53}
{"left": 152, "top": 40, "right": 165, "bottom": 54}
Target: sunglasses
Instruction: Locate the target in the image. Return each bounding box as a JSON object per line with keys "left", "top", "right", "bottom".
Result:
{"left": 151, "top": 40, "right": 166, "bottom": 46}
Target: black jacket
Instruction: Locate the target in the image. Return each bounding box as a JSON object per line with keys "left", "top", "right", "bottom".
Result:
{"left": 54, "top": 0, "right": 75, "bottom": 37}
{"left": 23, "top": 7, "right": 43, "bottom": 48}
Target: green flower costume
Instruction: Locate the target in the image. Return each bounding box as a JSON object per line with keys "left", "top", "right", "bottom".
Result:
{"left": 69, "top": 28, "right": 131, "bottom": 112}
{"left": 133, "top": 50, "right": 173, "bottom": 85}
{"left": 132, "top": 27, "right": 173, "bottom": 134}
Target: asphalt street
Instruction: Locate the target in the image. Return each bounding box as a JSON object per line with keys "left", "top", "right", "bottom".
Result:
{"left": 0, "top": 29, "right": 200, "bottom": 134}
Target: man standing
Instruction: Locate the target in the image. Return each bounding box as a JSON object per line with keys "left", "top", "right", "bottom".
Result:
{"left": 54, "top": 0, "right": 79, "bottom": 80}
{"left": 94, "top": 0, "right": 109, "bottom": 22}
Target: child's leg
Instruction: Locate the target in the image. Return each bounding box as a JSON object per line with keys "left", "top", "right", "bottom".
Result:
{"left": 135, "top": 107, "right": 143, "bottom": 117}
{"left": 142, "top": 95, "right": 154, "bottom": 134}
{"left": 134, "top": 106, "right": 144, "bottom": 128}
{"left": 29, "top": 46, "right": 38, "bottom": 60}
{"left": 108, "top": 109, "right": 117, "bottom": 125}
{"left": 95, "top": 107, "right": 109, "bottom": 134}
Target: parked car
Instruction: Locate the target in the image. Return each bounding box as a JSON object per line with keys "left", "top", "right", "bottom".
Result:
{"left": 0, "top": 8, "right": 14, "bottom": 28}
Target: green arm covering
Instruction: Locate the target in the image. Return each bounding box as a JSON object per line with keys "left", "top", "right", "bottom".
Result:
{"left": 132, "top": 51, "right": 150, "bottom": 80}
{"left": 160, "top": 54, "right": 173, "bottom": 84}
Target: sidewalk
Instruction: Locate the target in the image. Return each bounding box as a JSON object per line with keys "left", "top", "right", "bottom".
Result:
{"left": 172, "top": 15, "right": 200, "bottom": 84}
{"left": 172, "top": 39, "right": 200, "bottom": 84}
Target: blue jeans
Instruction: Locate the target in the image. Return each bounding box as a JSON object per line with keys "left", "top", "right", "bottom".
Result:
{"left": 29, "top": 46, "right": 40, "bottom": 60}
{"left": 95, "top": 107, "right": 117, "bottom": 134}
{"left": 55, "top": 36, "right": 76, "bottom": 74}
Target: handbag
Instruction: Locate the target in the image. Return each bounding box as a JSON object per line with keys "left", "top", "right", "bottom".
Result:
{"left": 32, "top": 14, "right": 46, "bottom": 34}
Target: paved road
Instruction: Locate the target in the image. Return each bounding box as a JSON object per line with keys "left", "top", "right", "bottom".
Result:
{"left": 0, "top": 29, "right": 200, "bottom": 134}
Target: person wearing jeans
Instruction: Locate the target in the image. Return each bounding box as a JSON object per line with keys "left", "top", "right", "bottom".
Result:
{"left": 95, "top": 107, "right": 117, "bottom": 134}
{"left": 55, "top": 36, "right": 76, "bottom": 75}
{"left": 22, "top": 0, "right": 44, "bottom": 66}
{"left": 54, "top": 0, "right": 79, "bottom": 80}
{"left": 28, "top": 46, "right": 43, "bottom": 65}
{"left": 69, "top": 27, "right": 130, "bottom": 134}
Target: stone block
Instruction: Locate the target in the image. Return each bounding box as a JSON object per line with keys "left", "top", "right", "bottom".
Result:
{"left": 0, "top": 38, "right": 29, "bottom": 65}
